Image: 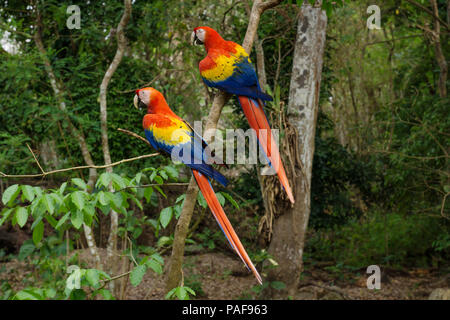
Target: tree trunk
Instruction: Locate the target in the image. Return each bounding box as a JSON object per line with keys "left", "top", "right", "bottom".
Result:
{"left": 263, "top": 3, "right": 327, "bottom": 298}
{"left": 430, "top": 0, "right": 448, "bottom": 98}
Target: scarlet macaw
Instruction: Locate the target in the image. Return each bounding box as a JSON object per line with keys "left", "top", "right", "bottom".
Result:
{"left": 191, "top": 26, "right": 295, "bottom": 204}
{"left": 134, "top": 87, "right": 262, "bottom": 284}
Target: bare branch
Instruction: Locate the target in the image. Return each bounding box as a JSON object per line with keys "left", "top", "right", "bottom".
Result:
{"left": 26, "top": 143, "right": 45, "bottom": 174}
{"left": 405, "top": 0, "right": 450, "bottom": 30}
{"left": 117, "top": 128, "right": 151, "bottom": 146}
{"left": 0, "top": 153, "right": 159, "bottom": 179}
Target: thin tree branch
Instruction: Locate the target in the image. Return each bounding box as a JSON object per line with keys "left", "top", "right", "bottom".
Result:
{"left": 117, "top": 128, "right": 151, "bottom": 146}
{"left": 26, "top": 143, "right": 45, "bottom": 174}
{"left": 405, "top": 0, "right": 450, "bottom": 30}
{"left": 0, "top": 153, "right": 160, "bottom": 179}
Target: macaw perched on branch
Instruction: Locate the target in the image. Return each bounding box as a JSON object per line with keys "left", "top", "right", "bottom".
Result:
{"left": 134, "top": 87, "right": 262, "bottom": 284}
{"left": 191, "top": 26, "right": 295, "bottom": 204}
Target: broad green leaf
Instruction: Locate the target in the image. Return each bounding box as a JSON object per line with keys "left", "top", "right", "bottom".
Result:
{"left": 216, "top": 192, "right": 225, "bottom": 206}
{"left": 150, "top": 253, "right": 164, "bottom": 265}
{"left": 97, "top": 191, "right": 109, "bottom": 206}
{"left": 21, "top": 185, "right": 35, "bottom": 202}
{"left": 32, "top": 220, "right": 44, "bottom": 245}
{"left": 176, "top": 287, "right": 189, "bottom": 300}
{"left": 85, "top": 269, "right": 100, "bottom": 288}
{"left": 71, "top": 210, "right": 83, "bottom": 229}
{"left": 15, "top": 207, "right": 29, "bottom": 227}
{"left": 144, "top": 187, "right": 153, "bottom": 203}
{"left": 197, "top": 193, "right": 207, "bottom": 208}
{"left": 2, "top": 184, "right": 19, "bottom": 206}
{"left": 59, "top": 182, "right": 68, "bottom": 195}
{"left": 18, "top": 241, "right": 35, "bottom": 260}
{"left": 159, "top": 207, "right": 173, "bottom": 228}
{"left": 146, "top": 259, "right": 163, "bottom": 275}
{"left": 14, "top": 288, "right": 43, "bottom": 300}
{"left": 165, "top": 288, "right": 177, "bottom": 300}
{"left": 111, "top": 173, "right": 127, "bottom": 190}
{"left": 95, "top": 289, "right": 114, "bottom": 300}
{"left": 157, "top": 236, "right": 172, "bottom": 247}
{"left": 163, "top": 166, "right": 178, "bottom": 179}
{"left": 42, "top": 194, "right": 55, "bottom": 215}
{"left": 175, "top": 194, "right": 185, "bottom": 204}
{"left": 71, "top": 191, "right": 85, "bottom": 211}
{"left": 0, "top": 208, "right": 13, "bottom": 226}
{"left": 134, "top": 172, "right": 142, "bottom": 184}
{"left": 55, "top": 212, "right": 70, "bottom": 230}
{"left": 159, "top": 170, "right": 168, "bottom": 180}
{"left": 130, "top": 264, "right": 146, "bottom": 287}
{"left": 33, "top": 187, "right": 43, "bottom": 198}
{"left": 45, "top": 215, "right": 58, "bottom": 228}
{"left": 44, "top": 288, "right": 56, "bottom": 299}
{"left": 97, "top": 172, "right": 112, "bottom": 189}
{"left": 72, "top": 178, "right": 87, "bottom": 191}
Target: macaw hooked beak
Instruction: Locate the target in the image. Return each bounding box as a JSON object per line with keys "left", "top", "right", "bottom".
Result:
{"left": 133, "top": 94, "right": 139, "bottom": 109}
{"left": 191, "top": 31, "right": 203, "bottom": 46}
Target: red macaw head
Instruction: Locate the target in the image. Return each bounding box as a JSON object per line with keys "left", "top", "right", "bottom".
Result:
{"left": 134, "top": 87, "right": 170, "bottom": 114}
{"left": 191, "top": 26, "right": 222, "bottom": 47}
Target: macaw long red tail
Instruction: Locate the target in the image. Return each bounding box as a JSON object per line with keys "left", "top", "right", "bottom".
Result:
{"left": 238, "top": 96, "right": 295, "bottom": 204}
{"left": 192, "top": 170, "right": 262, "bottom": 285}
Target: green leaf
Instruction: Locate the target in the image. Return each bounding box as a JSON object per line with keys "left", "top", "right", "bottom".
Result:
{"left": 95, "top": 289, "right": 114, "bottom": 300}
{"left": 59, "top": 182, "right": 68, "bottom": 195}
{"left": 134, "top": 172, "right": 142, "bottom": 185}
{"left": 165, "top": 288, "right": 177, "bottom": 300}
{"left": 216, "top": 192, "right": 225, "bottom": 206}
{"left": 45, "top": 215, "right": 58, "bottom": 228}
{"left": 71, "top": 191, "right": 85, "bottom": 211}
{"left": 197, "top": 193, "right": 207, "bottom": 208}
{"left": 71, "top": 210, "right": 84, "bottom": 229}
{"left": 55, "top": 212, "right": 70, "bottom": 230}
{"left": 32, "top": 220, "right": 44, "bottom": 245}
{"left": 154, "top": 185, "right": 166, "bottom": 198}
{"left": 14, "top": 288, "right": 43, "bottom": 300}
{"left": 16, "top": 207, "right": 29, "bottom": 228}
{"left": 97, "top": 191, "right": 109, "bottom": 206}
{"left": 146, "top": 259, "right": 163, "bottom": 275}
{"left": 21, "top": 185, "right": 35, "bottom": 202}
{"left": 157, "top": 236, "right": 172, "bottom": 247}
{"left": 18, "top": 241, "right": 35, "bottom": 260}
{"left": 72, "top": 178, "right": 87, "bottom": 191}
{"left": 42, "top": 194, "right": 55, "bottom": 215}
{"left": 85, "top": 269, "right": 100, "bottom": 288}
{"left": 2, "top": 184, "right": 19, "bottom": 206}
{"left": 144, "top": 187, "right": 153, "bottom": 203}
{"left": 175, "top": 194, "right": 185, "bottom": 204}
{"left": 97, "top": 172, "right": 112, "bottom": 188}
{"left": 111, "top": 173, "right": 127, "bottom": 190}
{"left": 159, "top": 207, "right": 173, "bottom": 228}
{"left": 0, "top": 208, "right": 13, "bottom": 226}
{"left": 221, "top": 192, "right": 239, "bottom": 209}
{"left": 163, "top": 166, "right": 179, "bottom": 179}
{"left": 176, "top": 287, "right": 189, "bottom": 300}
{"left": 130, "top": 264, "right": 146, "bottom": 287}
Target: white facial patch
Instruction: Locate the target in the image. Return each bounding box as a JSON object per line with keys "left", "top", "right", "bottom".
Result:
{"left": 195, "top": 28, "right": 205, "bottom": 42}
{"left": 139, "top": 89, "right": 150, "bottom": 106}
